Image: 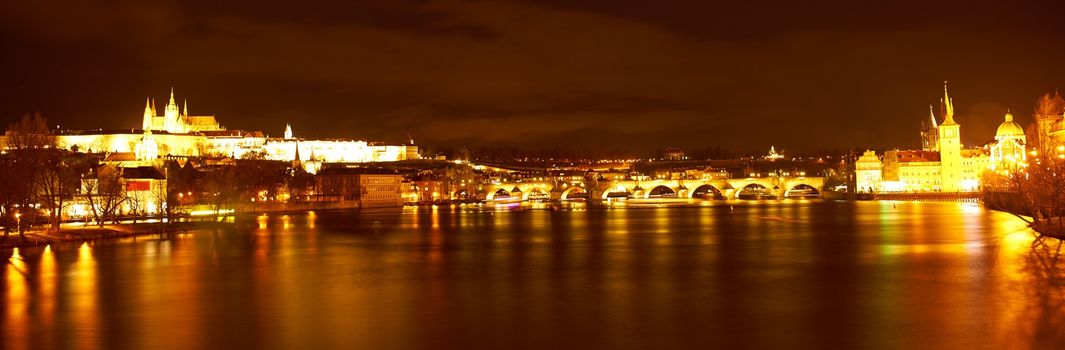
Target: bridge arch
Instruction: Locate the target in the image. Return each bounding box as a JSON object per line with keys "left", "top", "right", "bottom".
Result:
{"left": 484, "top": 188, "right": 511, "bottom": 201}
{"left": 736, "top": 183, "right": 771, "bottom": 199}
{"left": 647, "top": 185, "right": 677, "bottom": 198}
{"left": 602, "top": 184, "right": 632, "bottom": 199}
{"left": 632, "top": 185, "right": 646, "bottom": 199}
{"left": 690, "top": 184, "right": 723, "bottom": 199}
{"left": 783, "top": 183, "right": 820, "bottom": 199}
{"left": 523, "top": 188, "right": 550, "bottom": 201}
{"left": 560, "top": 186, "right": 587, "bottom": 201}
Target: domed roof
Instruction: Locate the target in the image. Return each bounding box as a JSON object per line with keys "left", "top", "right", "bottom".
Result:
{"left": 995, "top": 112, "right": 1025, "bottom": 138}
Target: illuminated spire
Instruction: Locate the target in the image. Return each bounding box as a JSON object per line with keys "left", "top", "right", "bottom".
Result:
{"left": 143, "top": 97, "right": 154, "bottom": 130}
{"left": 292, "top": 140, "right": 302, "bottom": 168}
{"left": 928, "top": 104, "right": 937, "bottom": 128}
{"left": 164, "top": 87, "right": 181, "bottom": 132}
{"left": 284, "top": 124, "right": 293, "bottom": 139}
{"left": 941, "top": 81, "right": 957, "bottom": 125}
{"left": 183, "top": 99, "right": 188, "bottom": 117}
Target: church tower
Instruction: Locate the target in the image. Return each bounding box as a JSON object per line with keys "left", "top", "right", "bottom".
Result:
{"left": 938, "top": 82, "right": 962, "bottom": 191}
{"left": 921, "top": 104, "right": 939, "bottom": 151}
{"left": 164, "top": 88, "right": 182, "bottom": 133}
{"left": 142, "top": 97, "right": 154, "bottom": 130}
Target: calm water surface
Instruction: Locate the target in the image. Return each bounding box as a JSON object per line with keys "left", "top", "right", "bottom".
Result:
{"left": 2, "top": 201, "right": 1063, "bottom": 349}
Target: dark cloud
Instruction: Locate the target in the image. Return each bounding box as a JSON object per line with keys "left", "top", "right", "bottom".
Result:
{"left": 2, "top": 0, "right": 1064, "bottom": 152}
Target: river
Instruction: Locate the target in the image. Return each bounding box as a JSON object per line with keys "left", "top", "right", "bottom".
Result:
{"left": 2, "top": 201, "right": 1063, "bottom": 349}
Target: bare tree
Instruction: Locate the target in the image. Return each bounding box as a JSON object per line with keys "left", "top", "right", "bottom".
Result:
{"left": 164, "top": 160, "right": 195, "bottom": 219}
{"left": 987, "top": 145, "right": 1065, "bottom": 237}
{"left": 287, "top": 166, "right": 316, "bottom": 202}
{"left": 0, "top": 155, "right": 17, "bottom": 237}
{"left": 150, "top": 180, "right": 167, "bottom": 220}
{"left": 1032, "top": 92, "right": 1065, "bottom": 153}
{"left": 6, "top": 113, "right": 56, "bottom": 152}
{"left": 203, "top": 166, "right": 239, "bottom": 220}
{"left": 126, "top": 189, "right": 142, "bottom": 224}
{"left": 4, "top": 113, "right": 57, "bottom": 237}
{"left": 36, "top": 153, "right": 84, "bottom": 230}
{"left": 83, "top": 166, "right": 126, "bottom": 227}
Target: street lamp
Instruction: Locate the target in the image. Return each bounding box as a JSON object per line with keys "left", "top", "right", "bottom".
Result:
{"left": 15, "top": 212, "right": 21, "bottom": 229}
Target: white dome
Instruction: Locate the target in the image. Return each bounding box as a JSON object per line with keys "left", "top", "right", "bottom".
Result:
{"left": 995, "top": 112, "right": 1025, "bottom": 138}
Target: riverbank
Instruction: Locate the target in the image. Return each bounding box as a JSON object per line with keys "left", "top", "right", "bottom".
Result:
{"left": 870, "top": 192, "right": 981, "bottom": 202}
{"left": 0, "top": 201, "right": 379, "bottom": 250}
{"left": 981, "top": 191, "right": 1065, "bottom": 239}
{"left": 231, "top": 200, "right": 362, "bottom": 214}
{"left": 0, "top": 221, "right": 233, "bottom": 249}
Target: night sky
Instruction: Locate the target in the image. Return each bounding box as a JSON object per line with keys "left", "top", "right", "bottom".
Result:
{"left": 2, "top": 0, "right": 1065, "bottom": 152}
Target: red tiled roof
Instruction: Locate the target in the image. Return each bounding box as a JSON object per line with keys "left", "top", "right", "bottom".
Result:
{"left": 895, "top": 150, "right": 940, "bottom": 163}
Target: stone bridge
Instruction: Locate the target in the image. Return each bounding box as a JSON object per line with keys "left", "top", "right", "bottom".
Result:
{"left": 483, "top": 176, "right": 825, "bottom": 201}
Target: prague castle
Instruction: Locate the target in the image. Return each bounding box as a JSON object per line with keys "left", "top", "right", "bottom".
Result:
{"left": 4, "top": 89, "right": 418, "bottom": 171}
{"left": 855, "top": 83, "right": 1027, "bottom": 193}
{"left": 141, "top": 88, "right": 222, "bottom": 133}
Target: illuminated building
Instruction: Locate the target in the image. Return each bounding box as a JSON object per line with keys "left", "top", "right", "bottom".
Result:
{"left": 854, "top": 150, "right": 882, "bottom": 193}
{"left": 663, "top": 148, "right": 686, "bottom": 161}
{"left": 920, "top": 105, "right": 939, "bottom": 151}
{"left": 69, "top": 165, "right": 168, "bottom": 220}
{"left": 989, "top": 111, "right": 1027, "bottom": 172}
{"left": 764, "top": 146, "right": 785, "bottom": 161}
{"left": 142, "top": 88, "right": 223, "bottom": 133}
{"left": 117, "top": 166, "right": 169, "bottom": 216}
{"left": 406, "top": 179, "right": 445, "bottom": 203}
{"left": 857, "top": 83, "right": 1004, "bottom": 192}
{"left": 316, "top": 168, "right": 404, "bottom": 207}
{"left": 2, "top": 89, "right": 419, "bottom": 169}
{"left": 937, "top": 87, "right": 964, "bottom": 191}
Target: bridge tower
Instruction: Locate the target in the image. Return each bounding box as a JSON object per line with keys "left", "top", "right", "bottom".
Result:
{"left": 938, "top": 82, "right": 962, "bottom": 192}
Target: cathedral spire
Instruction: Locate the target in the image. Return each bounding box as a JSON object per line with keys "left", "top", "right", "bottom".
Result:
{"left": 941, "top": 81, "right": 957, "bottom": 125}
{"left": 143, "top": 97, "right": 154, "bottom": 130}
{"left": 183, "top": 99, "right": 188, "bottom": 117}
{"left": 164, "top": 87, "right": 181, "bottom": 132}
{"left": 292, "top": 140, "right": 302, "bottom": 169}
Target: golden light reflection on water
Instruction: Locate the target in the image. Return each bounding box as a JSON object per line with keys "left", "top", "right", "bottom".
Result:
{"left": 38, "top": 245, "right": 56, "bottom": 345}
{"left": 2, "top": 202, "right": 1064, "bottom": 348}
{"left": 258, "top": 214, "right": 268, "bottom": 230}
{"left": 71, "top": 242, "right": 98, "bottom": 350}
{"left": 4, "top": 248, "right": 29, "bottom": 350}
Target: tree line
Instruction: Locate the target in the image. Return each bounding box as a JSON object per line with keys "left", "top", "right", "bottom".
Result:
{"left": 984, "top": 92, "right": 1065, "bottom": 238}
